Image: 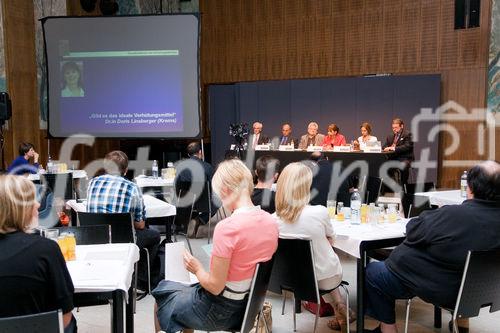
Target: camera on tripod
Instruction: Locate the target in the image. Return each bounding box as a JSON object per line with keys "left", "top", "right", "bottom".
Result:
{"left": 0, "top": 92, "right": 12, "bottom": 126}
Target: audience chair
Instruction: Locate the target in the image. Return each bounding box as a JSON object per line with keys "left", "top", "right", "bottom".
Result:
{"left": 404, "top": 194, "right": 433, "bottom": 218}
{"left": 403, "top": 182, "right": 436, "bottom": 194}
{"left": 364, "top": 176, "right": 383, "bottom": 204}
{"left": 171, "top": 185, "right": 194, "bottom": 254}
{"left": 205, "top": 259, "right": 275, "bottom": 333}
{"left": 404, "top": 249, "right": 500, "bottom": 333}
{"left": 268, "top": 238, "right": 350, "bottom": 333}
{"left": 0, "top": 310, "right": 63, "bottom": 333}
{"left": 35, "top": 184, "right": 58, "bottom": 228}
{"left": 40, "top": 173, "right": 74, "bottom": 200}
{"left": 56, "top": 225, "right": 111, "bottom": 245}
{"left": 77, "top": 212, "right": 135, "bottom": 243}
{"left": 176, "top": 180, "right": 214, "bottom": 243}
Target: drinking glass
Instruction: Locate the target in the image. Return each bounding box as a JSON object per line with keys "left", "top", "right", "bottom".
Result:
{"left": 336, "top": 202, "right": 344, "bottom": 221}
{"left": 44, "top": 228, "right": 59, "bottom": 241}
{"left": 387, "top": 204, "right": 398, "bottom": 223}
{"left": 327, "top": 200, "right": 337, "bottom": 219}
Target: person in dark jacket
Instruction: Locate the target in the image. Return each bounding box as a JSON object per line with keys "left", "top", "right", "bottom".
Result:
{"left": 7, "top": 142, "right": 39, "bottom": 175}
{"left": 382, "top": 118, "right": 414, "bottom": 186}
{"left": 251, "top": 155, "right": 279, "bottom": 213}
{"left": 363, "top": 160, "right": 500, "bottom": 333}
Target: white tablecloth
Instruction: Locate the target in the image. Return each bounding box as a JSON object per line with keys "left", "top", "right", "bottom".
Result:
{"left": 135, "top": 176, "right": 174, "bottom": 188}
{"left": 414, "top": 190, "right": 464, "bottom": 207}
{"left": 331, "top": 219, "right": 408, "bottom": 258}
{"left": 67, "top": 243, "right": 139, "bottom": 293}
{"left": 66, "top": 194, "right": 176, "bottom": 218}
{"left": 28, "top": 170, "right": 88, "bottom": 181}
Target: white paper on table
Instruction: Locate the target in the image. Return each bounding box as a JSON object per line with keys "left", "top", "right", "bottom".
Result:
{"left": 165, "top": 242, "right": 198, "bottom": 285}
{"left": 67, "top": 260, "right": 125, "bottom": 286}
{"left": 84, "top": 251, "right": 125, "bottom": 261}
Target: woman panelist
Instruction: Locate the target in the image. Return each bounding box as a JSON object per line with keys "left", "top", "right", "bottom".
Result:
{"left": 322, "top": 124, "right": 346, "bottom": 150}
{"left": 274, "top": 163, "right": 355, "bottom": 332}
{"left": 153, "top": 159, "right": 278, "bottom": 333}
{"left": 357, "top": 122, "right": 378, "bottom": 150}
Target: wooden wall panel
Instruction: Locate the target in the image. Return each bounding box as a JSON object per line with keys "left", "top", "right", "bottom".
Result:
{"left": 200, "top": 0, "right": 492, "bottom": 187}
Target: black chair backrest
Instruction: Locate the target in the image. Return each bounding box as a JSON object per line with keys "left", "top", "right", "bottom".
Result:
{"left": 402, "top": 193, "right": 433, "bottom": 218}
{"left": 57, "top": 225, "right": 111, "bottom": 245}
{"left": 40, "top": 173, "right": 74, "bottom": 200}
{"left": 404, "top": 182, "right": 436, "bottom": 194}
{"left": 454, "top": 249, "right": 500, "bottom": 318}
{"left": 0, "top": 310, "right": 63, "bottom": 333}
{"left": 268, "top": 238, "right": 319, "bottom": 303}
{"left": 175, "top": 180, "right": 212, "bottom": 213}
{"left": 77, "top": 212, "right": 135, "bottom": 243}
{"left": 365, "top": 176, "right": 383, "bottom": 204}
{"left": 240, "top": 259, "right": 275, "bottom": 333}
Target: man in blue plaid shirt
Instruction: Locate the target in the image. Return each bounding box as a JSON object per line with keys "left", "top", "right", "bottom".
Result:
{"left": 87, "top": 150, "right": 160, "bottom": 290}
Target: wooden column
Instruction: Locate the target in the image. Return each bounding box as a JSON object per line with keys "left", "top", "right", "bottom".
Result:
{"left": 2, "top": 0, "right": 39, "bottom": 168}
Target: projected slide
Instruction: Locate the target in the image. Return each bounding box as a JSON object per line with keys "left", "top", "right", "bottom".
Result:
{"left": 43, "top": 15, "right": 200, "bottom": 138}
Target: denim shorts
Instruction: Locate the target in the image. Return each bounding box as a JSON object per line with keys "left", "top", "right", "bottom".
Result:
{"left": 152, "top": 280, "right": 247, "bottom": 333}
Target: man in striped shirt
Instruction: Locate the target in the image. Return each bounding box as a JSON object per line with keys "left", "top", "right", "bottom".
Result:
{"left": 87, "top": 150, "right": 160, "bottom": 290}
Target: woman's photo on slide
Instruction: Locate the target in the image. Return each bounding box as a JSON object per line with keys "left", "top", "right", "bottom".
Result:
{"left": 61, "top": 61, "right": 85, "bottom": 98}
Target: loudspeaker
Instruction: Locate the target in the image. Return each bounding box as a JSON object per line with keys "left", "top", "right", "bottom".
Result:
{"left": 455, "top": 0, "right": 480, "bottom": 29}
{"left": 99, "top": 0, "right": 119, "bottom": 16}
{"left": 468, "top": 0, "right": 480, "bottom": 28}
{"left": 80, "top": 0, "right": 97, "bottom": 13}
{"left": 455, "top": 0, "right": 466, "bottom": 29}
{"left": 0, "top": 92, "right": 12, "bottom": 126}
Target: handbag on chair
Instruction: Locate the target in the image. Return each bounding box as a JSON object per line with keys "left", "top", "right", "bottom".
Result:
{"left": 250, "top": 301, "right": 272, "bottom": 333}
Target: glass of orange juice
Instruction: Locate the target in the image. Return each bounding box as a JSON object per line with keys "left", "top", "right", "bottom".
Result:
{"left": 57, "top": 235, "right": 68, "bottom": 261}
{"left": 336, "top": 202, "right": 345, "bottom": 221}
{"left": 66, "top": 233, "right": 76, "bottom": 261}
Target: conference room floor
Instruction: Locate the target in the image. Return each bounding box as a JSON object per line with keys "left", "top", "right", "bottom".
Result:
{"left": 74, "top": 238, "right": 500, "bottom": 333}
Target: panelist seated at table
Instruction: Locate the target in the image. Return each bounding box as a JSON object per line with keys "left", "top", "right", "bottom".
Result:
{"left": 277, "top": 123, "right": 298, "bottom": 148}
{"left": 382, "top": 117, "right": 414, "bottom": 186}
{"left": 0, "top": 175, "right": 77, "bottom": 333}
{"left": 298, "top": 122, "right": 325, "bottom": 149}
{"left": 322, "top": 123, "right": 347, "bottom": 150}
{"left": 153, "top": 159, "right": 278, "bottom": 333}
{"left": 251, "top": 155, "right": 280, "bottom": 214}
{"left": 363, "top": 161, "right": 500, "bottom": 333}
{"left": 247, "top": 121, "right": 270, "bottom": 149}
{"left": 273, "top": 163, "right": 356, "bottom": 331}
{"left": 357, "top": 122, "right": 378, "bottom": 150}
{"left": 7, "top": 142, "right": 40, "bottom": 175}
{"left": 86, "top": 150, "right": 161, "bottom": 290}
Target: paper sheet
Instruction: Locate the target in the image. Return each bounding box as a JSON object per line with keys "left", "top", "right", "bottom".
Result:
{"left": 165, "top": 242, "right": 198, "bottom": 285}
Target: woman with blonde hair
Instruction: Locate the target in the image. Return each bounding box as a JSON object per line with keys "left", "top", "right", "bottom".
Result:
{"left": 153, "top": 159, "right": 278, "bottom": 333}
{"left": 0, "top": 175, "right": 76, "bottom": 332}
{"left": 274, "top": 162, "right": 355, "bottom": 332}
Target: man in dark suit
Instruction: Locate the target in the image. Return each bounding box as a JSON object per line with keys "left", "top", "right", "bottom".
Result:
{"left": 277, "top": 123, "right": 298, "bottom": 148}
{"left": 383, "top": 118, "right": 414, "bottom": 186}
{"left": 248, "top": 121, "right": 270, "bottom": 149}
